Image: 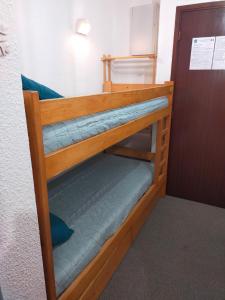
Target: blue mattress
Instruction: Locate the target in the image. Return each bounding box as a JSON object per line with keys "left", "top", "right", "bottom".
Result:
{"left": 48, "top": 153, "right": 154, "bottom": 296}
{"left": 43, "top": 96, "right": 168, "bottom": 154}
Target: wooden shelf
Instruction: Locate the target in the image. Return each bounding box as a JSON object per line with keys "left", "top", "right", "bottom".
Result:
{"left": 102, "top": 53, "right": 158, "bottom": 90}
{"left": 101, "top": 54, "right": 157, "bottom": 61}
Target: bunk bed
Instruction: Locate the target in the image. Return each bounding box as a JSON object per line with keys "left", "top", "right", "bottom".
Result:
{"left": 24, "top": 81, "right": 173, "bottom": 300}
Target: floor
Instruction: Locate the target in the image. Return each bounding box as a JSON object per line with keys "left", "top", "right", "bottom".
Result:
{"left": 100, "top": 196, "right": 225, "bottom": 300}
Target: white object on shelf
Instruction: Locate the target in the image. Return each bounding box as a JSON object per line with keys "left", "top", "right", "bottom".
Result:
{"left": 130, "top": 3, "right": 159, "bottom": 55}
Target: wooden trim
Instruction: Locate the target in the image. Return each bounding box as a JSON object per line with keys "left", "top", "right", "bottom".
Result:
{"left": 104, "top": 83, "right": 160, "bottom": 93}
{"left": 110, "top": 83, "right": 159, "bottom": 92}
{"left": 45, "top": 108, "right": 170, "bottom": 180}
{"left": 40, "top": 84, "right": 173, "bottom": 126}
{"left": 23, "top": 92, "right": 56, "bottom": 300}
{"left": 58, "top": 178, "right": 165, "bottom": 300}
{"left": 106, "top": 145, "right": 155, "bottom": 161}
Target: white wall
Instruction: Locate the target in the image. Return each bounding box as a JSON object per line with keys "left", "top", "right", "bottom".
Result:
{"left": 156, "top": 0, "right": 222, "bottom": 83}
{"left": 15, "top": 0, "right": 157, "bottom": 96}
{"left": 15, "top": 0, "right": 75, "bottom": 96}
{"left": 16, "top": 0, "right": 223, "bottom": 94}
{"left": 0, "top": 1, "right": 46, "bottom": 300}
{"left": 70, "top": 0, "right": 117, "bottom": 95}
{"left": 15, "top": 0, "right": 126, "bottom": 96}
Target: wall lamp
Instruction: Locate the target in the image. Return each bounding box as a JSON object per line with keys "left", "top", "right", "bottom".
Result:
{"left": 76, "top": 19, "right": 91, "bottom": 36}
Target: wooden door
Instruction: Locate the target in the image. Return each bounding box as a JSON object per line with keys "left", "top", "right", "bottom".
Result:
{"left": 168, "top": 2, "right": 225, "bottom": 208}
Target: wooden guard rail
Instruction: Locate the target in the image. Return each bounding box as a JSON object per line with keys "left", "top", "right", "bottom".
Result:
{"left": 101, "top": 54, "right": 158, "bottom": 92}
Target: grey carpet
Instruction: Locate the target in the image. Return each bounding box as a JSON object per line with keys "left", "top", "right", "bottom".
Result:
{"left": 100, "top": 196, "right": 225, "bottom": 300}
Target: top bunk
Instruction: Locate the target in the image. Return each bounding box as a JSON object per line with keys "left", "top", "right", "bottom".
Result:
{"left": 24, "top": 82, "right": 173, "bottom": 181}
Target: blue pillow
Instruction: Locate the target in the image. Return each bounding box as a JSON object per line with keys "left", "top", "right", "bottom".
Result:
{"left": 50, "top": 213, "right": 74, "bottom": 247}
{"left": 21, "top": 75, "right": 63, "bottom": 100}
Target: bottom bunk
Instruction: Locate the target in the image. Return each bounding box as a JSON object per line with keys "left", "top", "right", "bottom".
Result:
{"left": 48, "top": 153, "right": 154, "bottom": 297}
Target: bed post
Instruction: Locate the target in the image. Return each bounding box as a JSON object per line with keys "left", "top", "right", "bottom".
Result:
{"left": 24, "top": 91, "right": 56, "bottom": 300}
{"left": 102, "top": 54, "right": 113, "bottom": 92}
{"left": 152, "top": 56, "right": 157, "bottom": 84}
{"left": 102, "top": 55, "right": 107, "bottom": 88}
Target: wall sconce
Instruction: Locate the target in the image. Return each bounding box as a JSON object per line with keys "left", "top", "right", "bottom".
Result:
{"left": 76, "top": 19, "right": 91, "bottom": 36}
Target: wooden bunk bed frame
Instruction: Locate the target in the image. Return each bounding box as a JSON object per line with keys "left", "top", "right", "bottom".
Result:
{"left": 24, "top": 81, "right": 173, "bottom": 300}
{"left": 101, "top": 54, "right": 157, "bottom": 92}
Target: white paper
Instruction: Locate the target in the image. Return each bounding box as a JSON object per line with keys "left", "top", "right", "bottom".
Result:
{"left": 212, "top": 36, "right": 225, "bottom": 70}
{"left": 189, "top": 37, "right": 215, "bottom": 70}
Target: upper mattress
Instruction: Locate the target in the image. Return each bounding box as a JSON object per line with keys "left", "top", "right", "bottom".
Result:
{"left": 43, "top": 96, "right": 168, "bottom": 154}
{"left": 48, "top": 153, "right": 154, "bottom": 296}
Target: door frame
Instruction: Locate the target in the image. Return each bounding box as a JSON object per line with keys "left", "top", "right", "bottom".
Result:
{"left": 171, "top": 1, "right": 225, "bottom": 81}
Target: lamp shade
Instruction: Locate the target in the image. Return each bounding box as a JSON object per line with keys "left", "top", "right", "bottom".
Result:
{"left": 76, "top": 19, "right": 91, "bottom": 36}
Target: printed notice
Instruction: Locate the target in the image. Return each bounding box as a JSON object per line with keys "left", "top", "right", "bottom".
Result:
{"left": 212, "top": 36, "right": 225, "bottom": 70}
{"left": 189, "top": 37, "right": 215, "bottom": 70}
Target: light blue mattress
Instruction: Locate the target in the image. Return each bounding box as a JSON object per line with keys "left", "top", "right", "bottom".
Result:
{"left": 43, "top": 96, "right": 168, "bottom": 154}
{"left": 48, "top": 153, "right": 154, "bottom": 296}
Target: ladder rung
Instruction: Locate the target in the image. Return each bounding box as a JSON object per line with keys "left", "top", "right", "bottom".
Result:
{"left": 162, "top": 128, "right": 169, "bottom": 136}
{"left": 161, "top": 144, "right": 168, "bottom": 152}
{"left": 160, "top": 159, "right": 166, "bottom": 167}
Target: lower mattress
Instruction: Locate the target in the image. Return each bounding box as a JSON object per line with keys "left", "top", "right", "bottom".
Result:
{"left": 43, "top": 96, "right": 168, "bottom": 154}
{"left": 48, "top": 153, "right": 154, "bottom": 296}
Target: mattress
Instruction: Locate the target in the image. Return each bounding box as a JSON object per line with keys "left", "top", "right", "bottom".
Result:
{"left": 43, "top": 96, "right": 168, "bottom": 154}
{"left": 48, "top": 153, "right": 154, "bottom": 296}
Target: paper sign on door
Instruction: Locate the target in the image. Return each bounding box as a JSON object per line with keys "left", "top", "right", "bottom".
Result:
{"left": 189, "top": 37, "right": 215, "bottom": 70}
{"left": 212, "top": 36, "right": 225, "bottom": 70}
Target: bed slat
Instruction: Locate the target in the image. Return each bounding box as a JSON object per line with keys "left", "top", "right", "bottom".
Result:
{"left": 109, "top": 83, "right": 158, "bottom": 92}
{"left": 106, "top": 145, "right": 155, "bottom": 161}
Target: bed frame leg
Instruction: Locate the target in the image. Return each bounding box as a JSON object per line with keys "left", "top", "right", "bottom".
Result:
{"left": 24, "top": 91, "right": 57, "bottom": 300}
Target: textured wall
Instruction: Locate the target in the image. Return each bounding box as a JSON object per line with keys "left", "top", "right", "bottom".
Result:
{"left": 0, "top": 1, "right": 47, "bottom": 299}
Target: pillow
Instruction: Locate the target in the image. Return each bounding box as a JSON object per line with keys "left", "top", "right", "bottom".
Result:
{"left": 50, "top": 213, "right": 74, "bottom": 247}
{"left": 21, "top": 75, "right": 63, "bottom": 100}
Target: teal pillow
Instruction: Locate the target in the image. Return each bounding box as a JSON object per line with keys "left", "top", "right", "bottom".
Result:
{"left": 21, "top": 75, "right": 63, "bottom": 100}
{"left": 50, "top": 213, "right": 74, "bottom": 247}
